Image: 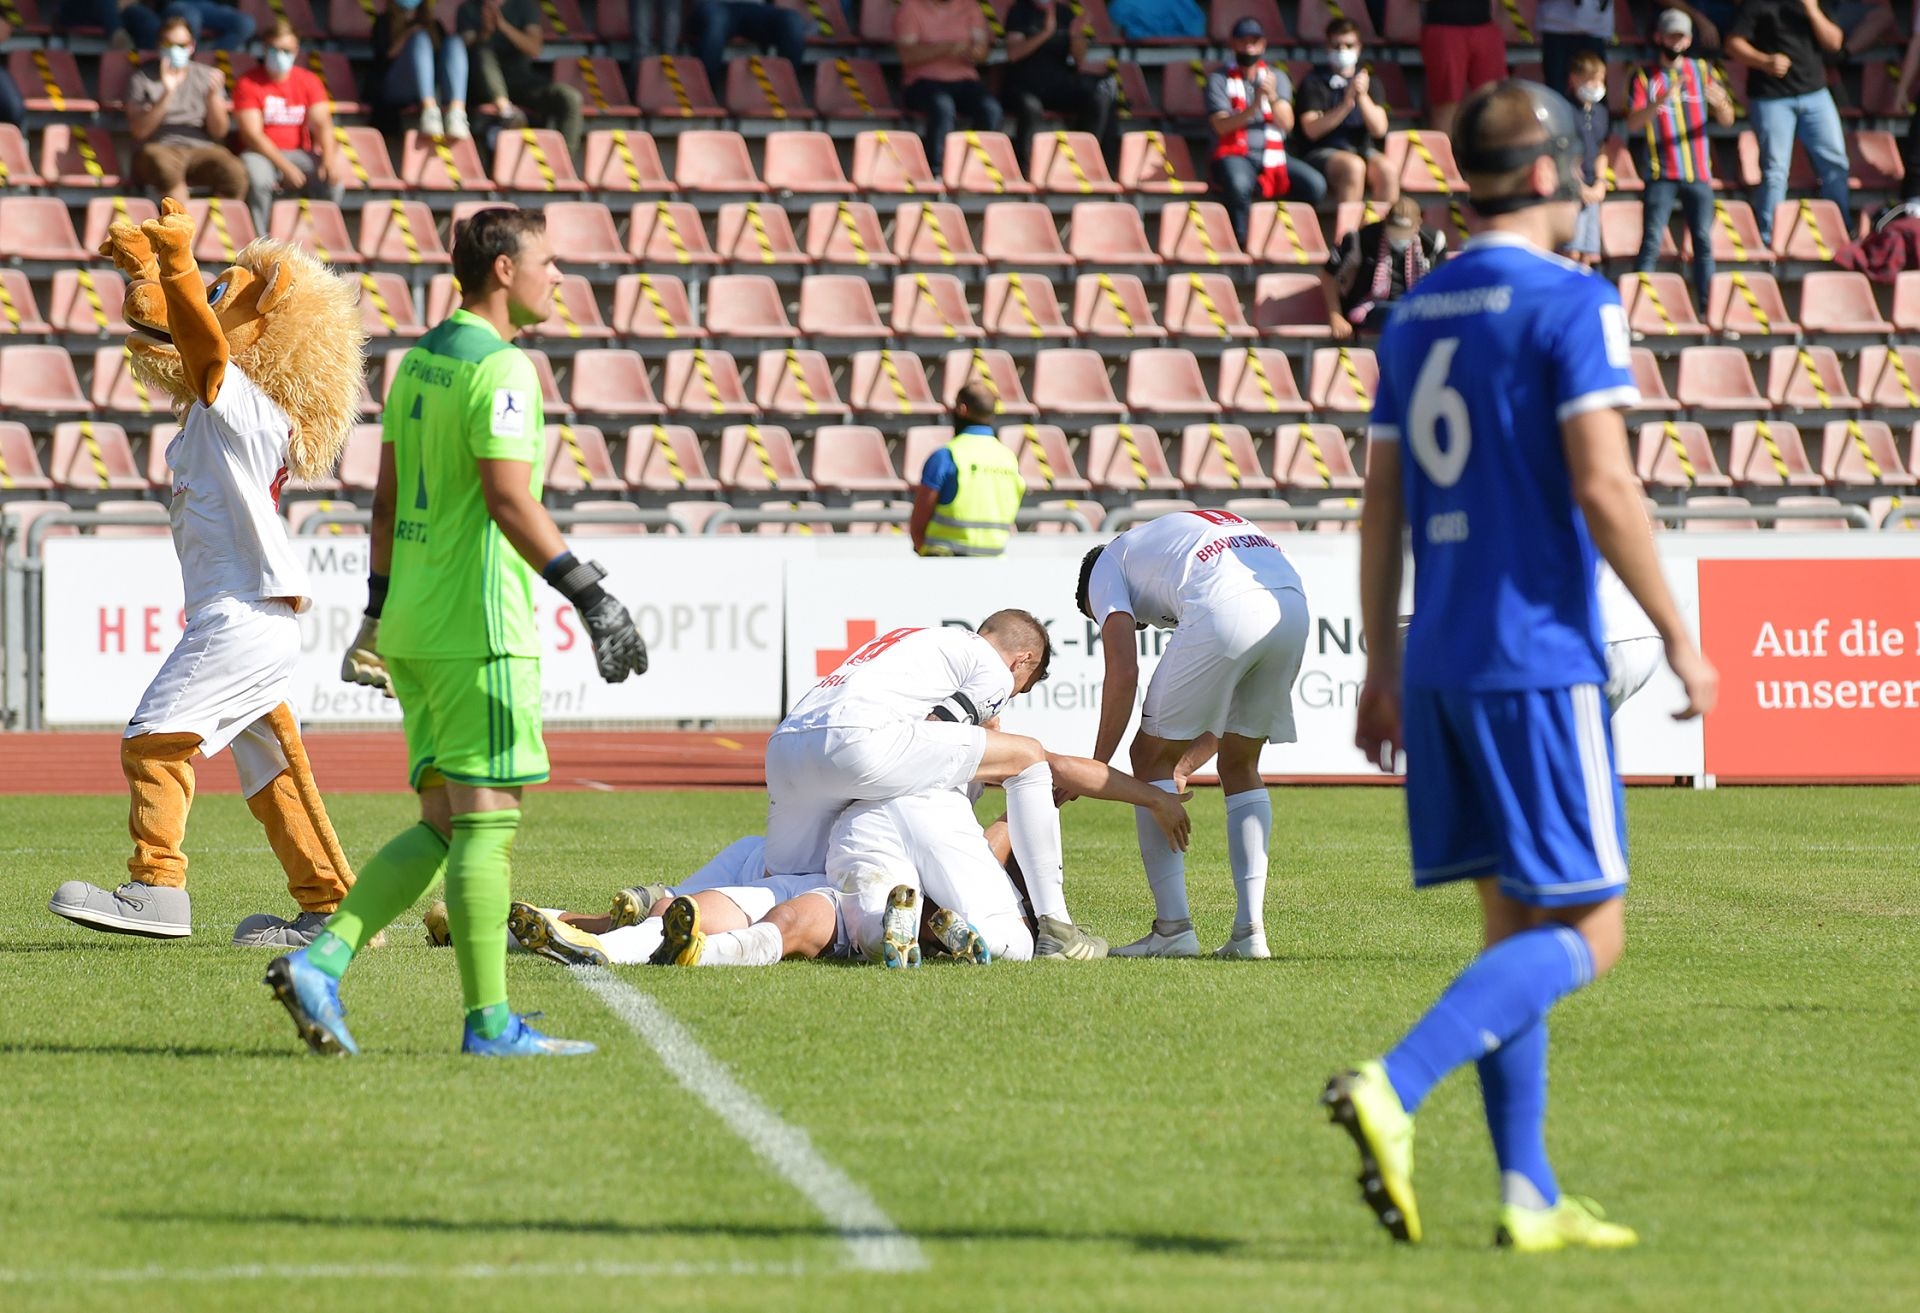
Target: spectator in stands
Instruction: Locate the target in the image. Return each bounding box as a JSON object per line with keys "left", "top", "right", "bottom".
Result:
{"left": 1105, "top": 0, "right": 1203, "bottom": 39}
{"left": 1627, "top": 9, "right": 1733, "bottom": 309}
{"left": 1293, "top": 19, "right": 1395, "bottom": 208}
{"left": 1897, "top": 25, "right": 1920, "bottom": 200}
{"left": 630, "top": 0, "right": 686, "bottom": 69}
{"left": 126, "top": 14, "right": 248, "bottom": 204}
{"left": 1208, "top": 18, "right": 1324, "bottom": 250}
{"left": 895, "top": 0, "right": 1002, "bottom": 164}
{"left": 1421, "top": 0, "right": 1508, "bottom": 135}
{"left": 910, "top": 382, "right": 1026, "bottom": 558}
{"left": 87, "top": 0, "right": 256, "bottom": 51}
{"left": 1003, "top": 0, "right": 1119, "bottom": 171}
{"left": 1317, "top": 194, "right": 1443, "bottom": 339}
{"left": 1726, "top": 0, "right": 1852, "bottom": 246}
{"left": 692, "top": 2, "right": 809, "bottom": 97}
{"left": 1567, "top": 48, "right": 1611, "bottom": 269}
{"left": 0, "top": 19, "right": 24, "bottom": 129}
{"left": 234, "top": 20, "right": 344, "bottom": 235}
{"left": 459, "top": 0, "right": 587, "bottom": 156}
{"left": 1536, "top": 0, "right": 1616, "bottom": 98}
{"left": 370, "top": 0, "right": 470, "bottom": 140}
{"left": 1666, "top": 3, "right": 1727, "bottom": 49}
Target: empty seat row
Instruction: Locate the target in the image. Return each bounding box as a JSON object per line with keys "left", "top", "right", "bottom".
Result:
{"left": 1620, "top": 270, "right": 1906, "bottom": 342}
{"left": 1636, "top": 345, "right": 1920, "bottom": 419}
{"left": 1636, "top": 419, "right": 1918, "bottom": 490}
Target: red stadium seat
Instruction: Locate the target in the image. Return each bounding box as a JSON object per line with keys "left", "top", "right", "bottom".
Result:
{"left": 398, "top": 130, "right": 489, "bottom": 192}
{"left": 1110, "top": 62, "right": 1161, "bottom": 124}
{"left": 1308, "top": 346, "right": 1379, "bottom": 414}
{"left": 1208, "top": 0, "right": 1289, "bottom": 42}
{"left": 1854, "top": 346, "right": 1920, "bottom": 411}
{"left": 754, "top": 347, "right": 850, "bottom": 419}
{"left": 0, "top": 123, "right": 39, "bottom": 187}
{"left": 1727, "top": 420, "right": 1824, "bottom": 488}
{"left": 1771, "top": 495, "right": 1855, "bottom": 532}
{"left": 183, "top": 198, "right": 257, "bottom": 265}
{"left": 0, "top": 420, "right": 53, "bottom": 490}
{"left": 334, "top": 423, "right": 381, "bottom": 490}
{"left": 814, "top": 58, "right": 900, "bottom": 121}
{"left": 1681, "top": 494, "right": 1758, "bottom": 532}
{"left": 355, "top": 271, "right": 424, "bottom": 339}
{"left": 1001, "top": 422, "right": 1093, "bottom": 494}
{"left": 1248, "top": 202, "right": 1330, "bottom": 266}
{"left": 1072, "top": 273, "right": 1166, "bottom": 340}
{"left": 1252, "top": 272, "right": 1332, "bottom": 338}
{"left": 492, "top": 128, "right": 588, "bottom": 193}
{"left": 1162, "top": 272, "right": 1258, "bottom": 341}
{"left": 811, "top": 424, "right": 907, "bottom": 493}
{"left": 1067, "top": 202, "right": 1160, "bottom": 267}
{"left": 1029, "top": 131, "right": 1121, "bottom": 196}
{"left": 48, "top": 268, "right": 129, "bottom": 336}
{"left": 522, "top": 348, "right": 572, "bottom": 417}
{"left": 1637, "top": 420, "right": 1734, "bottom": 488}
{"left": 1796, "top": 271, "right": 1893, "bottom": 335}
{"left": 1031, "top": 348, "right": 1126, "bottom": 420}
{"left": 717, "top": 422, "right": 814, "bottom": 491}
{"left": 556, "top": 56, "right": 641, "bottom": 116}
{"left": 891, "top": 201, "right": 985, "bottom": 268}
{"left": 675, "top": 130, "right": 766, "bottom": 192}
{"left": 981, "top": 202, "right": 1075, "bottom": 268}
{"left": 530, "top": 276, "right": 615, "bottom": 342}
{"left": 50, "top": 420, "right": 144, "bottom": 489}
{"left": 624, "top": 423, "right": 721, "bottom": 493}
{"left": 1159, "top": 62, "right": 1212, "bottom": 123}
{"left": 540, "top": 201, "right": 631, "bottom": 270}
{"left": 1628, "top": 347, "right": 1682, "bottom": 413}
{"left": 714, "top": 202, "right": 809, "bottom": 268}
{"left": 980, "top": 273, "right": 1075, "bottom": 341}
{"left": 706, "top": 274, "right": 799, "bottom": 338}
{"left": 941, "top": 348, "right": 1039, "bottom": 416}
{"left": 724, "top": 55, "right": 814, "bottom": 121}
{"left": 1126, "top": 348, "right": 1219, "bottom": 417}
{"left": 330, "top": 126, "right": 403, "bottom": 191}
{"left": 942, "top": 131, "right": 1035, "bottom": 196}
{"left": 1706, "top": 271, "right": 1799, "bottom": 338}
{"left": 1180, "top": 422, "right": 1276, "bottom": 493}
{"left": 890, "top": 272, "right": 983, "bottom": 340}
{"left": 612, "top": 273, "right": 705, "bottom": 342}
{"left": 1619, "top": 272, "right": 1709, "bottom": 340}
{"left": 765, "top": 132, "right": 856, "bottom": 195}
{"left": 1217, "top": 347, "right": 1312, "bottom": 416}
{"left": 12, "top": 48, "right": 99, "bottom": 112}
{"left": 1770, "top": 199, "right": 1847, "bottom": 262}
{"left": 1766, "top": 345, "right": 1859, "bottom": 410}
{"left": 1820, "top": 420, "right": 1916, "bottom": 487}
{"left": 0, "top": 269, "right": 49, "bottom": 335}
{"left": 804, "top": 200, "right": 898, "bottom": 269}
{"left": 91, "top": 345, "right": 167, "bottom": 416}
{"left": 582, "top": 130, "right": 676, "bottom": 193}
{"left": 1675, "top": 346, "right": 1769, "bottom": 411}
{"left": 1385, "top": 130, "right": 1467, "bottom": 195}
{"left": 847, "top": 349, "right": 945, "bottom": 419}
{"left": 901, "top": 425, "right": 955, "bottom": 483}
{"left": 1086, "top": 423, "right": 1182, "bottom": 492}
{"left": 1596, "top": 139, "right": 1643, "bottom": 194}
{"left": 1271, "top": 422, "right": 1363, "bottom": 490}
{"left": 638, "top": 56, "right": 726, "bottom": 119}
{"left": 1688, "top": 199, "right": 1771, "bottom": 266}
{"left": 799, "top": 274, "right": 889, "bottom": 338}
{"left": 357, "top": 200, "right": 451, "bottom": 266}
{"left": 662, "top": 348, "right": 759, "bottom": 418}
{"left": 1892, "top": 273, "right": 1920, "bottom": 334}
{"left": 544, "top": 423, "right": 628, "bottom": 493}
{"left": 1158, "top": 200, "right": 1251, "bottom": 266}
{"left": 269, "top": 199, "right": 361, "bottom": 265}
{"left": 561, "top": 500, "right": 654, "bottom": 537}
{"left": 39, "top": 125, "right": 121, "bottom": 188}
{"left": 1296, "top": 0, "right": 1380, "bottom": 41}
{"left": 851, "top": 130, "right": 939, "bottom": 194}
{"left": 1, "top": 196, "right": 88, "bottom": 261}
{"left": 1600, "top": 201, "right": 1674, "bottom": 261}
{"left": 628, "top": 200, "right": 722, "bottom": 266}
{"left": 1118, "top": 130, "right": 1210, "bottom": 195}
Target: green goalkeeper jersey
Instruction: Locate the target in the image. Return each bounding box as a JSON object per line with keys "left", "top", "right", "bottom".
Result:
{"left": 379, "top": 308, "right": 546, "bottom": 660}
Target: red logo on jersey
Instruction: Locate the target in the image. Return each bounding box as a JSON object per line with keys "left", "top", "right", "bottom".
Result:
{"left": 813, "top": 621, "right": 922, "bottom": 683}
{"left": 269, "top": 465, "right": 289, "bottom": 510}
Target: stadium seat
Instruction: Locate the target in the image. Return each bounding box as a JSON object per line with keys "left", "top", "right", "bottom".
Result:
{"left": 336, "top": 423, "right": 381, "bottom": 490}
{"left": 1854, "top": 346, "right": 1920, "bottom": 412}
{"left": 1619, "top": 272, "right": 1709, "bottom": 340}
{"left": 1, "top": 197, "right": 87, "bottom": 261}
{"left": 544, "top": 423, "right": 628, "bottom": 493}
{"left": 1072, "top": 273, "right": 1166, "bottom": 339}
{"left": 1160, "top": 62, "right": 1211, "bottom": 122}
{"left": 749, "top": 500, "right": 835, "bottom": 535}
{"left": 0, "top": 420, "right": 53, "bottom": 490}
{"left": 765, "top": 133, "right": 856, "bottom": 198}
{"left": 1110, "top": 62, "right": 1161, "bottom": 124}
{"left": 624, "top": 423, "right": 721, "bottom": 493}
{"left": 12, "top": 47, "right": 98, "bottom": 112}
{"left": 1870, "top": 494, "right": 1918, "bottom": 530}
{"left": 981, "top": 203, "right": 1074, "bottom": 268}
{"left": 1385, "top": 130, "right": 1467, "bottom": 194}
{"left": 562, "top": 499, "right": 653, "bottom": 536}
{"left": 91, "top": 499, "right": 170, "bottom": 537}
{"left": 1687, "top": 200, "right": 1771, "bottom": 266}
{"left": 1893, "top": 273, "right": 1920, "bottom": 333}
{"left": 714, "top": 202, "right": 808, "bottom": 267}
{"left": 268, "top": 198, "right": 360, "bottom": 265}
{"left": 556, "top": 55, "right": 640, "bottom": 115}
{"left": 799, "top": 275, "right": 888, "bottom": 338}
{"left": 980, "top": 272, "right": 1075, "bottom": 341}
{"left": 1032, "top": 348, "right": 1126, "bottom": 420}
{"left": 811, "top": 424, "right": 907, "bottom": 493}
{"left": 851, "top": 130, "right": 938, "bottom": 194}
{"left": 355, "top": 271, "right": 423, "bottom": 339}
{"left": 638, "top": 56, "right": 726, "bottom": 118}
{"left": 847, "top": 349, "right": 945, "bottom": 419}
{"left": 47, "top": 267, "right": 128, "bottom": 337}
{"left": 0, "top": 123, "right": 38, "bottom": 186}
{"left": 612, "top": 273, "right": 704, "bottom": 343}
{"left": 804, "top": 200, "right": 898, "bottom": 269}
{"left": 1158, "top": 201, "right": 1252, "bottom": 266}
{"left": 1636, "top": 420, "right": 1734, "bottom": 489}
{"left": 1248, "top": 202, "right": 1330, "bottom": 266}
{"left": 91, "top": 345, "right": 168, "bottom": 416}
{"left": 330, "top": 126, "right": 403, "bottom": 191}
{"left": 144, "top": 421, "right": 177, "bottom": 487}
{"left": 1221, "top": 499, "right": 1302, "bottom": 534}
{"left": 891, "top": 272, "right": 983, "bottom": 340}
{"left": 1675, "top": 346, "right": 1769, "bottom": 411}
{"left": 1859, "top": 60, "right": 1915, "bottom": 117}
{"left": 1271, "top": 422, "right": 1364, "bottom": 490}
{"left": 1771, "top": 495, "right": 1855, "bottom": 531}
{"left": 892, "top": 202, "right": 986, "bottom": 268}
{"left": 1252, "top": 273, "right": 1332, "bottom": 338}
{"left": 1179, "top": 422, "right": 1276, "bottom": 493}
{"left": 1492, "top": 0, "right": 1538, "bottom": 45}
{"left": 1600, "top": 201, "right": 1674, "bottom": 261}
{"left": 582, "top": 130, "right": 677, "bottom": 193}
{"left": 521, "top": 348, "right": 572, "bottom": 418}
{"left": 1770, "top": 199, "right": 1846, "bottom": 262}
{"left": 941, "top": 348, "right": 1039, "bottom": 416}
{"left": 706, "top": 274, "right": 799, "bottom": 338}
{"left": 1001, "top": 422, "right": 1093, "bottom": 494}
{"left": 567, "top": 348, "right": 667, "bottom": 418}
{"left": 1208, "top": 0, "right": 1289, "bottom": 42}
{"left": 1844, "top": 130, "right": 1904, "bottom": 191}
{"left": 537, "top": 202, "right": 631, "bottom": 272}
{"left": 1797, "top": 271, "right": 1893, "bottom": 336}
{"left": 628, "top": 200, "right": 723, "bottom": 265}
{"left": 1727, "top": 420, "right": 1824, "bottom": 487}
{"left": 1628, "top": 347, "right": 1682, "bottom": 413}
{"left": 1163, "top": 272, "right": 1258, "bottom": 341}
{"left": 1029, "top": 131, "right": 1121, "bottom": 196}
{"left": 357, "top": 200, "right": 451, "bottom": 265}
{"left": 38, "top": 124, "right": 119, "bottom": 188}
{"left": 180, "top": 198, "right": 256, "bottom": 265}
{"left": 492, "top": 128, "right": 588, "bottom": 193}
{"left": 49, "top": 420, "right": 143, "bottom": 489}
{"left": 675, "top": 130, "right": 766, "bottom": 192}
{"left": 1067, "top": 202, "right": 1161, "bottom": 267}
{"left": 1126, "top": 348, "right": 1220, "bottom": 417}
{"left": 1681, "top": 494, "right": 1758, "bottom": 532}
{"left": 1706, "top": 271, "right": 1798, "bottom": 338}
{"left": 0, "top": 269, "right": 49, "bottom": 335}
{"left": 717, "top": 422, "right": 814, "bottom": 491}
{"left": 1084, "top": 423, "right": 1181, "bottom": 492}
{"left": 662, "top": 348, "right": 759, "bottom": 417}
{"left": 1118, "top": 131, "right": 1210, "bottom": 196}
{"left": 1820, "top": 420, "right": 1916, "bottom": 487}
{"left": 942, "top": 131, "right": 1036, "bottom": 196}
{"left": 900, "top": 425, "right": 955, "bottom": 484}
{"left": 1308, "top": 346, "right": 1379, "bottom": 415}
{"left": 398, "top": 129, "right": 489, "bottom": 192}
{"left": 724, "top": 55, "right": 813, "bottom": 121}
{"left": 754, "top": 347, "right": 850, "bottom": 419}
{"left": 814, "top": 58, "right": 901, "bottom": 121}
{"left": 1766, "top": 345, "right": 1859, "bottom": 410}
{"left": 1028, "top": 497, "right": 1102, "bottom": 534}
{"left": 1218, "top": 348, "right": 1312, "bottom": 416}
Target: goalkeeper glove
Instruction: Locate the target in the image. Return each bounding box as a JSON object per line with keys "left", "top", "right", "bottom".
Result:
{"left": 544, "top": 553, "right": 648, "bottom": 683}
{"left": 340, "top": 573, "right": 393, "bottom": 695}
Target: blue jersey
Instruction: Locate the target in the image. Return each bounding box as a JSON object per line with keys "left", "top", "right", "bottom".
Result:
{"left": 1370, "top": 233, "right": 1638, "bottom": 691}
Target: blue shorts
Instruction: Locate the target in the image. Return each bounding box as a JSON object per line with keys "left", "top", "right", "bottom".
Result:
{"left": 1403, "top": 684, "right": 1628, "bottom": 908}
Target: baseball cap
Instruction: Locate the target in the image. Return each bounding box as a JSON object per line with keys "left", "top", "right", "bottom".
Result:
{"left": 1231, "top": 17, "right": 1265, "bottom": 40}
{"left": 1656, "top": 8, "right": 1692, "bottom": 37}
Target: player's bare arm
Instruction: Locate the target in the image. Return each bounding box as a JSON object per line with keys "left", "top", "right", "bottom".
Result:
{"left": 1561, "top": 409, "right": 1718, "bottom": 720}
{"left": 1355, "top": 439, "right": 1406, "bottom": 768}
{"left": 1048, "top": 753, "right": 1193, "bottom": 852}
{"left": 342, "top": 446, "right": 399, "bottom": 694}
{"left": 1091, "top": 611, "right": 1140, "bottom": 765}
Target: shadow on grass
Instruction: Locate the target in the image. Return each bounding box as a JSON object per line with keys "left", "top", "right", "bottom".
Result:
{"left": 134, "top": 1210, "right": 1246, "bottom": 1256}
{"left": 0, "top": 1042, "right": 302, "bottom": 1060}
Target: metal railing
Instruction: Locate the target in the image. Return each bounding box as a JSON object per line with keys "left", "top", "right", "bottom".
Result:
{"left": 1103, "top": 500, "right": 1364, "bottom": 532}
{"left": 700, "top": 504, "right": 1097, "bottom": 533}
{"left": 1651, "top": 502, "right": 1875, "bottom": 530}
{"left": 291, "top": 506, "right": 698, "bottom": 536}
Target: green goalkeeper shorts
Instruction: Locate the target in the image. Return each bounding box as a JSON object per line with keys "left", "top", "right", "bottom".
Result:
{"left": 386, "top": 654, "right": 551, "bottom": 791}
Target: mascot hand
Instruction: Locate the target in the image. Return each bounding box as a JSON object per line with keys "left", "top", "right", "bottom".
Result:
{"left": 140, "top": 197, "right": 200, "bottom": 282}
{"left": 99, "top": 221, "right": 160, "bottom": 282}
{"left": 340, "top": 614, "right": 393, "bottom": 696}
{"left": 581, "top": 595, "right": 649, "bottom": 684}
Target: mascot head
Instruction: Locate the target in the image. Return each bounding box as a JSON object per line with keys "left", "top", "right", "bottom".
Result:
{"left": 102, "top": 198, "right": 366, "bottom": 483}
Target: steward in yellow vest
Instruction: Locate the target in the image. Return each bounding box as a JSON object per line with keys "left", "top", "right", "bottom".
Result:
{"left": 910, "top": 382, "right": 1027, "bottom": 557}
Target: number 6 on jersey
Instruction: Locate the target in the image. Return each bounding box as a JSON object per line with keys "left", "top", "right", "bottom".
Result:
{"left": 1407, "top": 337, "right": 1472, "bottom": 488}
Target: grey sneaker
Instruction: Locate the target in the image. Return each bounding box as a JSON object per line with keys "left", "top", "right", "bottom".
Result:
{"left": 1034, "top": 915, "right": 1107, "bottom": 960}
{"left": 609, "top": 883, "right": 672, "bottom": 928}
{"left": 1214, "top": 926, "right": 1271, "bottom": 960}
{"left": 1111, "top": 919, "right": 1201, "bottom": 958}
{"left": 49, "top": 880, "right": 191, "bottom": 938}
{"left": 508, "top": 902, "right": 611, "bottom": 967}
{"left": 232, "top": 910, "right": 330, "bottom": 948}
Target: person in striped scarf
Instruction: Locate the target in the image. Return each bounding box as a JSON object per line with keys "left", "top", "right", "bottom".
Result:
{"left": 1625, "top": 9, "right": 1733, "bottom": 310}
{"left": 1206, "top": 16, "right": 1326, "bottom": 248}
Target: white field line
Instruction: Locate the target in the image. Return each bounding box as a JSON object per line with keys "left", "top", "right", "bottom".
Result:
{"left": 0, "top": 1260, "right": 811, "bottom": 1286}
{"left": 574, "top": 966, "right": 927, "bottom": 1274}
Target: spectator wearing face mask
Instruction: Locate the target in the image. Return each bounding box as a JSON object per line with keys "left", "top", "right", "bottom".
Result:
{"left": 1725, "top": 0, "right": 1852, "bottom": 246}
{"left": 1207, "top": 17, "right": 1325, "bottom": 249}
{"left": 1627, "top": 9, "right": 1734, "bottom": 309}
{"left": 1565, "top": 48, "right": 1611, "bottom": 269}
{"left": 368, "top": 0, "right": 470, "bottom": 140}
{"left": 126, "top": 14, "right": 248, "bottom": 204}
{"left": 1293, "top": 19, "right": 1394, "bottom": 208}
{"left": 1316, "top": 194, "right": 1443, "bottom": 339}
{"left": 1003, "top": 0, "right": 1119, "bottom": 171}
{"left": 234, "top": 19, "right": 345, "bottom": 235}
{"left": 1535, "top": 0, "right": 1616, "bottom": 101}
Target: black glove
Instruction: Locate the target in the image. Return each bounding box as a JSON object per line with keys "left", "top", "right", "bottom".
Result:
{"left": 543, "top": 553, "right": 648, "bottom": 684}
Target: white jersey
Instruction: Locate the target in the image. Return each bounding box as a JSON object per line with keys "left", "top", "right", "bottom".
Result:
{"left": 165, "top": 366, "right": 309, "bottom": 617}
{"left": 1086, "top": 509, "right": 1303, "bottom": 630}
{"left": 780, "top": 626, "right": 1015, "bottom": 732}
{"left": 1596, "top": 561, "right": 1658, "bottom": 644}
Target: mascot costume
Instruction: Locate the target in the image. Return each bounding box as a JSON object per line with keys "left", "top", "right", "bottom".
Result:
{"left": 49, "top": 198, "right": 369, "bottom": 947}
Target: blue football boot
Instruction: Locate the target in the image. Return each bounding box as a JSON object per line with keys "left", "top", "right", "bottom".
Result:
{"left": 461, "top": 1012, "right": 597, "bottom": 1057}
{"left": 264, "top": 950, "right": 359, "bottom": 1056}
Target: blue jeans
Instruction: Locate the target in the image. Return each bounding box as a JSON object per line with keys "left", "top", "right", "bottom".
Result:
{"left": 1749, "top": 89, "right": 1851, "bottom": 243}
{"left": 1211, "top": 153, "right": 1328, "bottom": 248}
{"left": 1636, "top": 178, "right": 1715, "bottom": 310}
{"left": 383, "top": 29, "right": 469, "bottom": 107}
{"left": 118, "top": 1, "right": 257, "bottom": 51}
{"left": 694, "top": 1, "right": 810, "bottom": 95}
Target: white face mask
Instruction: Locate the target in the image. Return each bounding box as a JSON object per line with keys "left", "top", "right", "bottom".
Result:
{"left": 163, "top": 43, "right": 192, "bottom": 70}
{"left": 265, "top": 49, "right": 296, "bottom": 77}
{"left": 1575, "top": 84, "right": 1605, "bottom": 105}
{"left": 1331, "top": 48, "right": 1359, "bottom": 76}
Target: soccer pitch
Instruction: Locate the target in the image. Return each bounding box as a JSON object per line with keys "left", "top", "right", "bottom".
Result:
{"left": 2, "top": 786, "right": 1914, "bottom": 1312}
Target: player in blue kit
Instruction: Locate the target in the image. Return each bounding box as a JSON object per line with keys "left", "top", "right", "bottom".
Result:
{"left": 1323, "top": 81, "right": 1718, "bottom": 1252}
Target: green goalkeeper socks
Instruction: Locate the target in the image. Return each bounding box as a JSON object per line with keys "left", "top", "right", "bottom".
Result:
{"left": 447, "top": 810, "right": 520, "bottom": 1034}
{"left": 306, "top": 821, "right": 450, "bottom": 979}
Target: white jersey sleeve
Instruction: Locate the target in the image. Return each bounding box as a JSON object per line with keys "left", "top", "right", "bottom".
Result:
{"left": 782, "top": 626, "right": 1013, "bottom": 731}
{"left": 1097, "top": 510, "right": 1304, "bottom": 630}
{"left": 1085, "top": 548, "right": 1136, "bottom": 625}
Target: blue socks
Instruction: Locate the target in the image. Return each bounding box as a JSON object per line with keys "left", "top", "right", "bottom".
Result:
{"left": 1479, "top": 1019, "right": 1557, "bottom": 1208}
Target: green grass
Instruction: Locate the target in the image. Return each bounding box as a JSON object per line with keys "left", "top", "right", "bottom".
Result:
{"left": 1, "top": 786, "right": 1916, "bottom": 1312}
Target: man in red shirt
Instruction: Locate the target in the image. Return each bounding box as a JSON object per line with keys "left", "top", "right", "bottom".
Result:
{"left": 233, "top": 18, "right": 344, "bottom": 236}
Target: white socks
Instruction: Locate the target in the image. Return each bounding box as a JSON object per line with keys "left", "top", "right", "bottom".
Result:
{"left": 697, "top": 921, "right": 784, "bottom": 967}
{"left": 1135, "top": 779, "right": 1190, "bottom": 923}
{"left": 600, "top": 919, "right": 666, "bottom": 965}
{"left": 1004, "top": 760, "right": 1068, "bottom": 922}
{"left": 1225, "top": 788, "right": 1271, "bottom": 937}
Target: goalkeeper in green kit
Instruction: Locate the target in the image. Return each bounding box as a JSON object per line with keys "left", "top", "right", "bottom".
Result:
{"left": 265, "top": 209, "right": 648, "bottom": 1057}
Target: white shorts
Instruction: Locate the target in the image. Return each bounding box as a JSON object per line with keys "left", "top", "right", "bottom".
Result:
{"left": 126, "top": 596, "right": 301, "bottom": 795}
{"left": 712, "top": 870, "right": 834, "bottom": 923}
{"left": 672, "top": 836, "right": 769, "bottom": 896}
{"left": 1141, "top": 587, "right": 1309, "bottom": 744}
{"left": 763, "top": 720, "right": 986, "bottom": 876}
{"left": 1604, "top": 636, "right": 1663, "bottom": 714}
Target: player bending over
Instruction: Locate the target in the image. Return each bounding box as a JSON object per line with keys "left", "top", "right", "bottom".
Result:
{"left": 1326, "top": 81, "right": 1716, "bottom": 1252}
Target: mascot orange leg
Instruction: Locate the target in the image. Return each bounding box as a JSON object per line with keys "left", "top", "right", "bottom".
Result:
{"left": 246, "top": 704, "right": 355, "bottom": 915}
{"left": 46, "top": 731, "right": 201, "bottom": 937}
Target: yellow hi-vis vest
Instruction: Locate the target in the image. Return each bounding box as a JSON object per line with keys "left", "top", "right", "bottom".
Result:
{"left": 921, "top": 429, "right": 1026, "bottom": 557}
